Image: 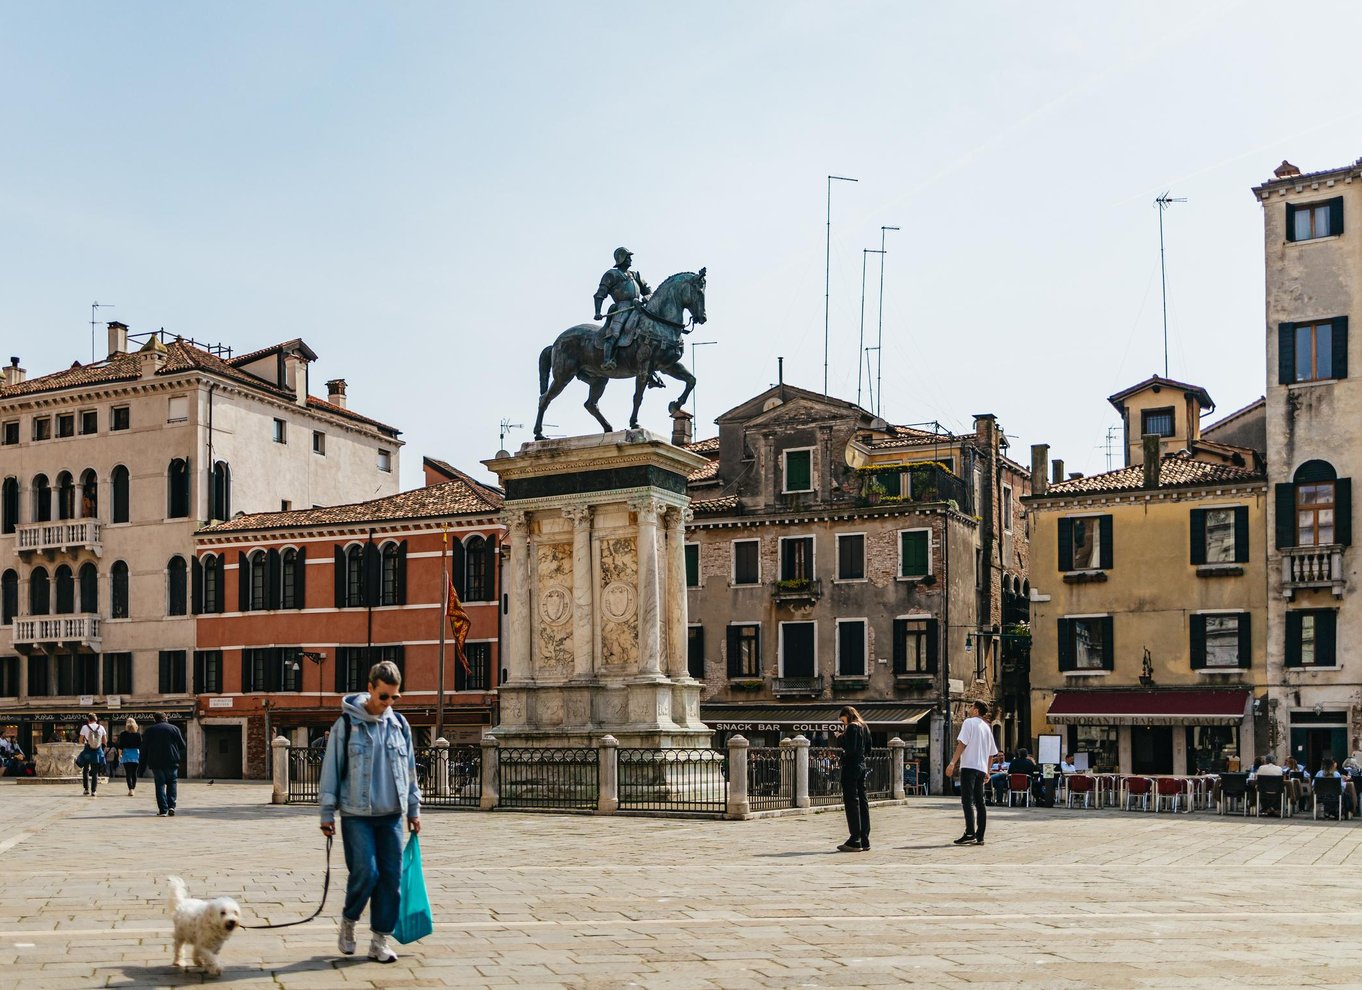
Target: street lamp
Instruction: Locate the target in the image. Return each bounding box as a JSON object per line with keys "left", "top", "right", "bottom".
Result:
{"left": 299, "top": 651, "right": 326, "bottom": 711}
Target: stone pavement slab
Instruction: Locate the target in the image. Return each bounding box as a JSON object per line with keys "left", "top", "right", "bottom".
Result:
{"left": 2, "top": 781, "right": 1362, "bottom": 987}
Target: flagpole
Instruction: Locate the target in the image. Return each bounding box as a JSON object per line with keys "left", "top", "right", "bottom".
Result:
{"left": 437, "top": 527, "right": 448, "bottom": 741}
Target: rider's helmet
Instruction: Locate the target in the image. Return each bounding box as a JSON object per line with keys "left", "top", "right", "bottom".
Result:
{"left": 613, "top": 246, "right": 633, "bottom": 265}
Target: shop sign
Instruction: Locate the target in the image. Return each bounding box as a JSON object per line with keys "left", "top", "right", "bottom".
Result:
{"left": 208, "top": 698, "right": 234, "bottom": 709}
{"left": 711, "top": 721, "right": 841, "bottom": 733}
{"left": 107, "top": 696, "right": 122, "bottom": 708}
{"left": 79, "top": 695, "right": 94, "bottom": 707}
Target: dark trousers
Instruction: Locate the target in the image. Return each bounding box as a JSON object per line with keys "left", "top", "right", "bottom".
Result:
{"left": 960, "top": 768, "right": 988, "bottom": 839}
{"left": 152, "top": 767, "right": 178, "bottom": 812}
{"left": 123, "top": 763, "right": 139, "bottom": 790}
{"left": 842, "top": 771, "right": 870, "bottom": 845}
{"left": 81, "top": 763, "right": 100, "bottom": 794}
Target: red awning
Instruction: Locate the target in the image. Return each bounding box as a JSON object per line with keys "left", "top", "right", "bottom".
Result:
{"left": 1047, "top": 689, "right": 1250, "bottom": 726}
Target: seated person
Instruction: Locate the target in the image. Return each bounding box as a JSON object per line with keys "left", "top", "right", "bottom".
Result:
{"left": 1008, "top": 748, "right": 1039, "bottom": 801}
{"left": 988, "top": 752, "right": 1011, "bottom": 805}
{"left": 1314, "top": 758, "right": 1355, "bottom": 819}
{"left": 1060, "top": 753, "right": 1078, "bottom": 774}
{"left": 1254, "top": 755, "right": 1283, "bottom": 777}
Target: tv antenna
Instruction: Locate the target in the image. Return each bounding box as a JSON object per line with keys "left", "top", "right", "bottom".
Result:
{"left": 90, "top": 302, "right": 115, "bottom": 362}
{"left": 1104, "top": 425, "right": 1119, "bottom": 470}
{"left": 498, "top": 418, "right": 523, "bottom": 454}
{"left": 1154, "top": 192, "right": 1186, "bottom": 377}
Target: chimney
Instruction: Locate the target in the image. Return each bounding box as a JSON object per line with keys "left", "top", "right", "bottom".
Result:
{"left": 325, "top": 379, "right": 348, "bottom": 409}
{"left": 107, "top": 321, "right": 129, "bottom": 358}
{"left": 2, "top": 357, "right": 25, "bottom": 387}
{"left": 973, "top": 413, "right": 997, "bottom": 449}
{"left": 1030, "top": 444, "right": 1049, "bottom": 495}
{"left": 137, "top": 335, "right": 168, "bottom": 379}
{"left": 1051, "top": 459, "right": 1064, "bottom": 485}
{"left": 1142, "top": 434, "right": 1162, "bottom": 489}
{"left": 671, "top": 408, "right": 694, "bottom": 447}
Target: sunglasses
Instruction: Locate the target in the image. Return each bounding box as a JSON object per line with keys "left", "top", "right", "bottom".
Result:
{"left": 377, "top": 692, "right": 401, "bottom": 702}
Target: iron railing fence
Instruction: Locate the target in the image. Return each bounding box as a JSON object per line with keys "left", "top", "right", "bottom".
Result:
{"left": 497, "top": 746, "right": 599, "bottom": 811}
{"left": 746, "top": 746, "right": 795, "bottom": 811}
{"left": 808, "top": 747, "right": 894, "bottom": 805}
{"left": 286, "top": 747, "right": 323, "bottom": 803}
{"left": 415, "top": 745, "right": 481, "bottom": 808}
{"left": 617, "top": 748, "right": 726, "bottom": 816}
{"left": 865, "top": 748, "right": 893, "bottom": 799}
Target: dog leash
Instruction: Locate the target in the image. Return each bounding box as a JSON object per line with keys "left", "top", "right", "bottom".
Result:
{"left": 242, "top": 834, "right": 332, "bottom": 930}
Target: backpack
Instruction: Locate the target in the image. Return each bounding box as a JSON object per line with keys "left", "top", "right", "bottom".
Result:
{"left": 336, "top": 709, "right": 413, "bottom": 783}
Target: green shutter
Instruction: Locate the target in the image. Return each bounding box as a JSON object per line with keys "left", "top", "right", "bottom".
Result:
{"left": 1285, "top": 612, "right": 1302, "bottom": 668}
{"left": 1279, "top": 323, "right": 1297, "bottom": 384}
{"left": 925, "top": 619, "right": 939, "bottom": 674}
{"left": 1189, "top": 509, "right": 1206, "bottom": 565}
{"left": 1320, "top": 610, "right": 1338, "bottom": 666}
{"left": 1328, "top": 195, "right": 1345, "bottom": 236}
{"left": 1057, "top": 619, "right": 1075, "bottom": 672}
{"left": 1233, "top": 506, "right": 1250, "bottom": 563}
{"left": 1189, "top": 614, "right": 1206, "bottom": 670}
{"left": 1100, "top": 616, "right": 1115, "bottom": 670}
{"left": 1333, "top": 316, "right": 1349, "bottom": 380}
{"left": 902, "top": 531, "right": 928, "bottom": 577}
{"left": 1098, "top": 515, "right": 1114, "bottom": 570}
{"left": 685, "top": 544, "right": 699, "bottom": 588}
{"left": 1275, "top": 484, "right": 1297, "bottom": 549}
{"left": 1237, "top": 613, "right": 1252, "bottom": 669}
{"left": 1337, "top": 479, "right": 1352, "bottom": 547}
{"left": 1286, "top": 203, "right": 1300, "bottom": 243}
{"left": 892, "top": 618, "right": 906, "bottom": 672}
{"left": 1057, "top": 518, "right": 1073, "bottom": 571}
{"left": 785, "top": 450, "right": 811, "bottom": 491}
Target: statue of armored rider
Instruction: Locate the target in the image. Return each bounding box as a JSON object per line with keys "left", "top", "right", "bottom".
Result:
{"left": 593, "top": 246, "right": 651, "bottom": 370}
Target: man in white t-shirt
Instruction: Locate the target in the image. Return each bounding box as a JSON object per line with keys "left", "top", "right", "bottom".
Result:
{"left": 77, "top": 714, "right": 108, "bottom": 797}
{"left": 944, "top": 700, "right": 1000, "bottom": 846}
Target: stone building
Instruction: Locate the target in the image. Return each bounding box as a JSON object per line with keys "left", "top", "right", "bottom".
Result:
{"left": 0, "top": 322, "right": 401, "bottom": 766}
{"left": 1255, "top": 156, "right": 1362, "bottom": 769}
{"left": 679, "top": 383, "right": 1030, "bottom": 788}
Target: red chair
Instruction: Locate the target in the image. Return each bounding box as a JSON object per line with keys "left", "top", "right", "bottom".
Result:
{"left": 1008, "top": 772, "right": 1031, "bottom": 807}
{"left": 1154, "top": 777, "right": 1184, "bottom": 813}
{"left": 1067, "top": 774, "right": 1095, "bottom": 809}
{"left": 1123, "top": 776, "right": 1152, "bottom": 811}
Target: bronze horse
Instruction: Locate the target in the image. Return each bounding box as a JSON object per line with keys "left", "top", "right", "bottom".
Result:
{"left": 534, "top": 269, "right": 706, "bottom": 440}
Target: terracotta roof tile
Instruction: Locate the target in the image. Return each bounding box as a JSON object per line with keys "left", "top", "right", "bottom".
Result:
{"left": 1037, "top": 453, "right": 1263, "bottom": 498}
{"left": 688, "top": 457, "right": 720, "bottom": 482}
{"left": 306, "top": 395, "right": 400, "bottom": 437}
{"left": 684, "top": 436, "right": 719, "bottom": 453}
{"left": 691, "top": 495, "right": 739, "bottom": 514}
{"left": 201, "top": 478, "right": 503, "bottom": 534}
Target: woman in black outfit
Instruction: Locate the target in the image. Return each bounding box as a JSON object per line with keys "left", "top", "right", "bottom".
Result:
{"left": 116, "top": 718, "right": 142, "bottom": 796}
{"left": 836, "top": 706, "right": 872, "bottom": 852}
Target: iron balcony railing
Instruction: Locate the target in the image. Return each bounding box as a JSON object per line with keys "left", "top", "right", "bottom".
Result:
{"left": 771, "top": 578, "right": 823, "bottom": 603}
{"left": 1281, "top": 545, "right": 1345, "bottom": 598}
{"left": 12, "top": 613, "right": 101, "bottom": 650}
{"left": 15, "top": 520, "right": 103, "bottom": 557}
{"left": 772, "top": 676, "right": 824, "bottom": 697}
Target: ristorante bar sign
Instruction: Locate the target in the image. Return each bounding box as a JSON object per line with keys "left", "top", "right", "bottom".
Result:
{"left": 19, "top": 710, "right": 192, "bottom": 722}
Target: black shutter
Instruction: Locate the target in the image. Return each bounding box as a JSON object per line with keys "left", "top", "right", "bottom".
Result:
{"left": 363, "top": 543, "right": 381, "bottom": 606}
{"left": 237, "top": 552, "right": 249, "bottom": 612}
{"left": 1276, "top": 484, "right": 1297, "bottom": 549}
{"left": 1285, "top": 612, "right": 1302, "bottom": 668}
{"left": 1286, "top": 203, "right": 1299, "bottom": 243}
{"left": 780, "top": 542, "right": 796, "bottom": 581}
{"left": 1057, "top": 518, "right": 1073, "bottom": 571}
{"left": 1329, "top": 195, "right": 1345, "bottom": 236}
{"left": 1098, "top": 515, "right": 1113, "bottom": 570}
{"left": 103, "top": 655, "right": 114, "bottom": 692}
{"left": 1100, "top": 616, "right": 1115, "bottom": 670}
{"left": 1189, "top": 614, "right": 1206, "bottom": 670}
{"left": 925, "top": 618, "right": 939, "bottom": 674}
{"left": 193, "top": 651, "right": 205, "bottom": 693}
{"left": 266, "top": 549, "right": 281, "bottom": 610}
{"left": 1279, "top": 323, "right": 1296, "bottom": 385}
{"left": 1333, "top": 316, "right": 1349, "bottom": 379}
{"left": 726, "top": 625, "right": 742, "bottom": 678}
{"left": 1336, "top": 478, "right": 1352, "bottom": 546}
{"left": 215, "top": 561, "right": 225, "bottom": 613}
{"left": 334, "top": 649, "right": 348, "bottom": 693}
{"left": 268, "top": 647, "right": 283, "bottom": 692}
{"left": 295, "top": 546, "right": 306, "bottom": 608}
{"left": 454, "top": 644, "right": 467, "bottom": 691}
{"left": 688, "top": 626, "right": 705, "bottom": 679}
{"left": 1189, "top": 509, "right": 1207, "bottom": 565}
{"left": 241, "top": 651, "right": 252, "bottom": 692}
{"left": 395, "top": 540, "right": 408, "bottom": 605}
{"left": 159, "top": 652, "right": 171, "bottom": 694}
{"left": 1320, "top": 611, "right": 1338, "bottom": 666}
{"left": 1237, "top": 613, "right": 1252, "bottom": 669}
{"left": 1234, "top": 506, "right": 1250, "bottom": 563}
{"left": 451, "top": 538, "right": 467, "bottom": 599}
{"left": 334, "top": 547, "right": 345, "bottom": 607}
{"left": 892, "top": 618, "right": 906, "bottom": 672}
{"left": 191, "top": 556, "right": 203, "bottom": 615}
{"left": 1057, "top": 619, "right": 1075, "bottom": 671}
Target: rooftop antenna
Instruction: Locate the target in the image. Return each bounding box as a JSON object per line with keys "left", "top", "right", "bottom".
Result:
{"left": 864, "top": 346, "right": 880, "bottom": 416}
{"left": 876, "top": 226, "right": 899, "bottom": 417}
{"left": 1154, "top": 192, "right": 1186, "bottom": 377}
{"left": 1104, "top": 424, "right": 1119, "bottom": 470}
{"left": 823, "top": 174, "right": 858, "bottom": 397}
{"left": 498, "top": 418, "right": 523, "bottom": 456}
{"left": 857, "top": 247, "right": 885, "bottom": 409}
{"left": 689, "top": 339, "right": 717, "bottom": 429}
{"left": 90, "top": 302, "right": 114, "bottom": 362}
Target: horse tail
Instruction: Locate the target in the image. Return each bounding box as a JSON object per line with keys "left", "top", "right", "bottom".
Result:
{"left": 538, "top": 346, "right": 553, "bottom": 396}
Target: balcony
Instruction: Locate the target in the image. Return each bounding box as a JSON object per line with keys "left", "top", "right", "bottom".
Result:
{"left": 15, "top": 520, "right": 103, "bottom": 558}
{"left": 772, "top": 676, "right": 824, "bottom": 697}
{"left": 1281, "top": 545, "right": 1345, "bottom": 599}
{"left": 12, "top": 614, "right": 101, "bottom": 653}
{"left": 771, "top": 578, "right": 822, "bottom": 604}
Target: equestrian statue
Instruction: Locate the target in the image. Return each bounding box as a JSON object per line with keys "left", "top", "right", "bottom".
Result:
{"left": 534, "top": 247, "right": 706, "bottom": 441}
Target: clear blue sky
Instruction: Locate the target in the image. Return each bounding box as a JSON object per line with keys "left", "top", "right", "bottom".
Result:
{"left": 4, "top": 2, "right": 1362, "bottom": 490}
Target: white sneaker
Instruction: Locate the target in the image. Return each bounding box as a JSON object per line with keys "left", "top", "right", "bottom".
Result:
{"left": 337, "top": 917, "right": 356, "bottom": 955}
{"left": 368, "top": 932, "right": 398, "bottom": 963}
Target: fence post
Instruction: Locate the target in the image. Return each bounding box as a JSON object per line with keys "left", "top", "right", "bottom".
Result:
{"left": 598, "top": 735, "right": 619, "bottom": 815}
{"left": 726, "top": 734, "right": 750, "bottom": 818}
{"left": 779, "top": 736, "right": 795, "bottom": 807}
{"left": 792, "top": 734, "right": 810, "bottom": 808}
{"left": 270, "top": 736, "right": 290, "bottom": 805}
{"left": 889, "top": 737, "right": 907, "bottom": 800}
{"left": 479, "top": 734, "right": 499, "bottom": 811}
{"left": 433, "top": 737, "right": 450, "bottom": 799}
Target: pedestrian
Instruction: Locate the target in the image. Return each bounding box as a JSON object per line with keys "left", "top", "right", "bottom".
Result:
{"left": 77, "top": 713, "right": 107, "bottom": 797}
{"left": 319, "top": 660, "right": 421, "bottom": 964}
{"left": 117, "top": 718, "right": 142, "bottom": 796}
{"left": 944, "top": 700, "right": 999, "bottom": 846}
{"left": 142, "top": 712, "right": 186, "bottom": 817}
{"left": 834, "top": 706, "right": 872, "bottom": 853}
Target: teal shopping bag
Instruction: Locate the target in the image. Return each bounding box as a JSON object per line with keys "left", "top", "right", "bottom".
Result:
{"left": 393, "top": 833, "right": 433, "bottom": 944}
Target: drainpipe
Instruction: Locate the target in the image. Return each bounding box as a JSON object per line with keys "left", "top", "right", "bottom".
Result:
{"left": 940, "top": 509, "right": 951, "bottom": 794}
{"left": 206, "top": 383, "right": 217, "bottom": 520}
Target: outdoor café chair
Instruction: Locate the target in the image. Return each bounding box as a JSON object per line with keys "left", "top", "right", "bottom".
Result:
{"left": 1154, "top": 776, "right": 1185, "bottom": 813}
{"left": 1313, "top": 776, "right": 1344, "bottom": 821}
{"left": 1256, "top": 775, "right": 1289, "bottom": 818}
{"left": 1008, "top": 772, "right": 1031, "bottom": 807}
{"left": 1066, "top": 773, "right": 1095, "bottom": 809}
{"left": 1217, "top": 772, "right": 1249, "bottom": 815}
{"left": 1123, "top": 775, "right": 1152, "bottom": 811}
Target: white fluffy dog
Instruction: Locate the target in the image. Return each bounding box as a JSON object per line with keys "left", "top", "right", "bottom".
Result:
{"left": 166, "top": 875, "right": 241, "bottom": 977}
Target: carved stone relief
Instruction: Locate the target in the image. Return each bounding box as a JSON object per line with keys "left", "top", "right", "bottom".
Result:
{"left": 535, "top": 542, "right": 574, "bottom": 674}
{"left": 598, "top": 536, "right": 639, "bottom": 667}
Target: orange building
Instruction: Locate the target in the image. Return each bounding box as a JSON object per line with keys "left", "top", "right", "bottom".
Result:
{"left": 192, "top": 458, "right": 504, "bottom": 777}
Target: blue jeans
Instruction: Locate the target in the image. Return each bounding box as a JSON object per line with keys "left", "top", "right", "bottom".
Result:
{"left": 341, "top": 814, "right": 403, "bottom": 935}
{"left": 152, "top": 767, "right": 178, "bottom": 812}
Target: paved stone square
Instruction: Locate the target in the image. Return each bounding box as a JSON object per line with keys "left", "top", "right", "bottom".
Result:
{"left": 3, "top": 781, "right": 1362, "bottom": 988}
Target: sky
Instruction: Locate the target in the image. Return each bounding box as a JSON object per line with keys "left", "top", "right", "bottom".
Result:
{"left": 4, "top": 2, "right": 1362, "bottom": 492}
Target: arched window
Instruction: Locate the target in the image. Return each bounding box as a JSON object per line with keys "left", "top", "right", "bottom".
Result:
{"left": 29, "top": 566, "right": 50, "bottom": 616}
{"left": 1, "top": 569, "right": 17, "bottom": 625}
{"left": 111, "top": 466, "right": 130, "bottom": 524}
{"left": 1, "top": 477, "right": 17, "bottom": 534}
{"left": 464, "top": 534, "right": 497, "bottom": 602}
{"left": 167, "top": 458, "right": 190, "bottom": 519}
{"left": 79, "top": 563, "right": 98, "bottom": 613}
{"left": 32, "top": 474, "right": 50, "bottom": 523}
{"left": 167, "top": 556, "right": 187, "bottom": 616}
{"left": 55, "top": 472, "right": 75, "bottom": 521}
{"left": 380, "top": 541, "right": 403, "bottom": 606}
{"left": 54, "top": 565, "right": 74, "bottom": 614}
{"left": 249, "top": 550, "right": 267, "bottom": 611}
{"left": 281, "top": 547, "right": 305, "bottom": 609}
{"left": 211, "top": 461, "right": 231, "bottom": 521}
{"left": 1287, "top": 460, "right": 1347, "bottom": 548}
{"left": 346, "top": 544, "right": 365, "bottom": 607}
{"left": 80, "top": 469, "right": 98, "bottom": 519}
{"left": 111, "top": 560, "right": 130, "bottom": 619}
{"left": 201, "top": 554, "right": 221, "bottom": 614}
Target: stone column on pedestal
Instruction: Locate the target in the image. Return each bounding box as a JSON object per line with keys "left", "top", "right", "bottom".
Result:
{"left": 664, "top": 505, "right": 689, "bottom": 680}
{"left": 564, "top": 504, "right": 595, "bottom": 681}
{"left": 726, "top": 734, "right": 750, "bottom": 818}
{"left": 889, "top": 737, "right": 907, "bottom": 800}
{"left": 631, "top": 496, "right": 663, "bottom": 678}
{"left": 793, "top": 734, "right": 811, "bottom": 808}
{"left": 479, "top": 734, "right": 499, "bottom": 811}
{"left": 271, "top": 736, "right": 290, "bottom": 805}
{"left": 504, "top": 510, "right": 532, "bottom": 685}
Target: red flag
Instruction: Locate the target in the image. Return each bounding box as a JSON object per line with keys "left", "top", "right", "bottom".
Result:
{"left": 447, "top": 573, "right": 472, "bottom": 675}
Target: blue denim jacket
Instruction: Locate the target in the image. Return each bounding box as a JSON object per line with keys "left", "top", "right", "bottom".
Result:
{"left": 318, "top": 694, "right": 421, "bottom": 824}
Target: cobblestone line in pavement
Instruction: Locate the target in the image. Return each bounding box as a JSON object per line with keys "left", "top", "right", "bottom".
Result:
{"left": 2, "top": 782, "right": 1362, "bottom": 989}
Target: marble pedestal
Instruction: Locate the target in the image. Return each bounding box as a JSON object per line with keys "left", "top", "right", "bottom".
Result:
{"left": 32, "top": 742, "right": 82, "bottom": 781}
{"left": 484, "top": 430, "right": 712, "bottom": 749}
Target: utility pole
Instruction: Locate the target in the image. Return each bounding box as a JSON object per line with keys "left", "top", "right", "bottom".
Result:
{"left": 689, "top": 340, "right": 717, "bottom": 430}
{"left": 823, "top": 174, "right": 858, "bottom": 397}
{"left": 1155, "top": 192, "right": 1186, "bottom": 378}
{"left": 857, "top": 248, "right": 885, "bottom": 409}
{"left": 876, "top": 226, "right": 898, "bottom": 417}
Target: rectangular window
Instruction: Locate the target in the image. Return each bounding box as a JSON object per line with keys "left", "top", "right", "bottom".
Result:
{"left": 281, "top": 500, "right": 292, "bottom": 511}
{"left": 1, "top": 421, "right": 16, "bottom": 445}
{"left": 1059, "top": 616, "right": 1113, "bottom": 671}
{"left": 899, "top": 530, "right": 930, "bottom": 578}
{"left": 1287, "top": 197, "right": 1342, "bottom": 242}
{"left": 80, "top": 410, "right": 97, "bottom": 435}
{"left": 312, "top": 431, "right": 326, "bottom": 455}
{"left": 103, "top": 653, "right": 133, "bottom": 695}
{"left": 779, "top": 536, "right": 814, "bottom": 582}
{"left": 27, "top": 656, "right": 50, "bottom": 697}
{"left": 1141, "top": 407, "right": 1174, "bottom": 438}
{"left": 1204, "top": 615, "right": 1244, "bottom": 668}
{"left": 278, "top": 648, "right": 303, "bottom": 692}
{"left": 460, "top": 642, "right": 492, "bottom": 691}
{"left": 1204, "top": 508, "right": 1236, "bottom": 563}
{"left": 873, "top": 470, "right": 903, "bottom": 498}
{"left": 732, "top": 539, "right": 760, "bottom": 585}
{"left": 194, "top": 650, "right": 223, "bottom": 693}
{"left": 893, "top": 618, "right": 935, "bottom": 674}
{"left": 1071, "top": 725, "right": 1119, "bottom": 773}
{"left": 779, "top": 621, "right": 816, "bottom": 678}
{"left": 272, "top": 418, "right": 287, "bottom": 443}
{"left": 32, "top": 417, "right": 50, "bottom": 441}
{"left": 158, "top": 650, "right": 188, "bottom": 694}
{"left": 1059, "top": 515, "right": 1112, "bottom": 571}
{"left": 64, "top": 655, "right": 98, "bottom": 695}
{"left": 1296, "top": 321, "right": 1334, "bottom": 382}
{"left": 375, "top": 644, "right": 404, "bottom": 681}
{"left": 975, "top": 548, "right": 984, "bottom": 589}
{"left": 687, "top": 625, "right": 705, "bottom": 679}
{"left": 378, "top": 449, "right": 392, "bottom": 473}
{"left": 782, "top": 449, "right": 813, "bottom": 493}
{"left": 56, "top": 413, "right": 75, "bottom": 438}
{"left": 167, "top": 396, "right": 188, "bottom": 423}
{"left": 0, "top": 657, "right": 18, "bottom": 697}
{"left": 1287, "top": 609, "right": 1337, "bottom": 668}
{"left": 1002, "top": 485, "right": 1013, "bottom": 532}
{"left": 685, "top": 543, "right": 700, "bottom": 588}
{"left": 111, "top": 406, "right": 130, "bottom": 431}
{"left": 836, "top": 619, "right": 867, "bottom": 677}
{"left": 337, "top": 647, "right": 369, "bottom": 693}
{"left": 726, "top": 624, "right": 761, "bottom": 678}
{"left": 1297, "top": 482, "right": 1336, "bottom": 546}
{"left": 836, "top": 533, "right": 865, "bottom": 581}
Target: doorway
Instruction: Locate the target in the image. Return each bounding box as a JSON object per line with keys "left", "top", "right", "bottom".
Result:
{"left": 1289, "top": 724, "right": 1347, "bottom": 774}
{"left": 1131, "top": 725, "right": 1174, "bottom": 774}
{"left": 202, "top": 725, "right": 243, "bottom": 779}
